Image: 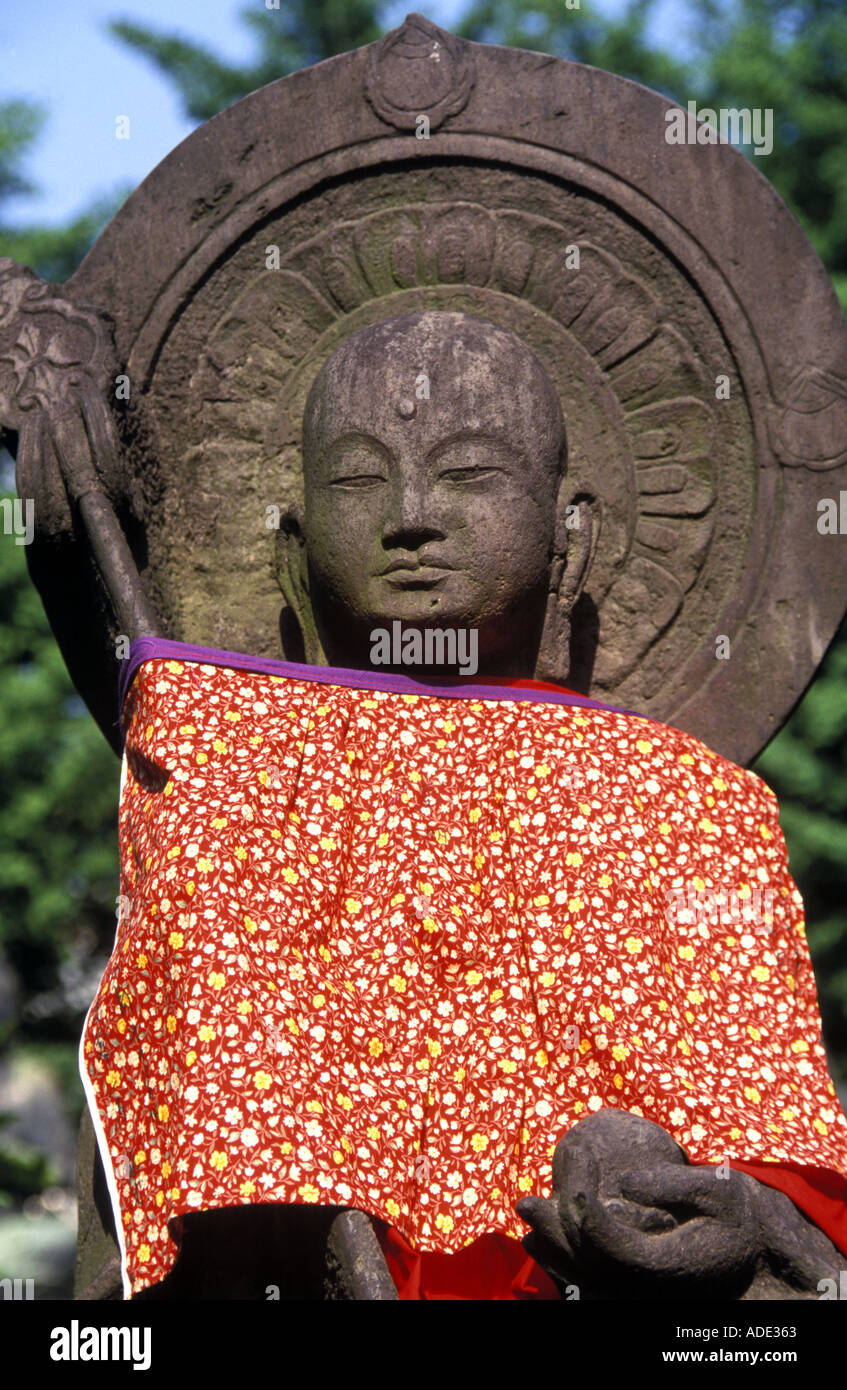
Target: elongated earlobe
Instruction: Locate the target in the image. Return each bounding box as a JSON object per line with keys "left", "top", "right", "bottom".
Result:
{"left": 535, "top": 489, "right": 598, "bottom": 686}
{"left": 274, "top": 506, "right": 327, "bottom": 665}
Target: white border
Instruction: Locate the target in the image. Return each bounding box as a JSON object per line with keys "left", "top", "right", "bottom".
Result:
{"left": 78, "top": 749, "right": 132, "bottom": 1299}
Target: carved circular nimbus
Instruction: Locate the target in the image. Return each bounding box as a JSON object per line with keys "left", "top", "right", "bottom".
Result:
{"left": 145, "top": 168, "right": 753, "bottom": 721}
{"left": 65, "top": 17, "right": 847, "bottom": 761}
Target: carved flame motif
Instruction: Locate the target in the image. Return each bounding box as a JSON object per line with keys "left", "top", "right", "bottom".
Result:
{"left": 773, "top": 367, "right": 847, "bottom": 470}
{"left": 364, "top": 13, "right": 475, "bottom": 132}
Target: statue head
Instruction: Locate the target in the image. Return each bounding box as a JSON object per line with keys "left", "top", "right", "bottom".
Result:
{"left": 277, "top": 311, "right": 595, "bottom": 679}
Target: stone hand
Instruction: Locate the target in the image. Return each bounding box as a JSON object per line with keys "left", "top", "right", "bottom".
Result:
{"left": 516, "top": 1108, "right": 843, "bottom": 1299}
{"left": 0, "top": 257, "right": 157, "bottom": 644}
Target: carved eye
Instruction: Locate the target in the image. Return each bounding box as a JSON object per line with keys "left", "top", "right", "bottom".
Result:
{"left": 434, "top": 438, "right": 514, "bottom": 483}
{"left": 439, "top": 465, "right": 501, "bottom": 483}
{"left": 327, "top": 441, "right": 388, "bottom": 487}
{"left": 329, "top": 473, "right": 387, "bottom": 488}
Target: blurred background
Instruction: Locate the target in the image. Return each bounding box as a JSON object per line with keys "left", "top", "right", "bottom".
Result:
{"left": 1, "top": 0, "right": 845, "bottom": 1297}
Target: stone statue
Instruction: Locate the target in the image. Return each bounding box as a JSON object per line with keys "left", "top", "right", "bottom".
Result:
{"left": 2, "top": 14, "right": 847, "bottom": 1300}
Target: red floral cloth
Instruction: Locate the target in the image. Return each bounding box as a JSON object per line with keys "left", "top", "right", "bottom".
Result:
{"left": 81, "top": 650, "right": 847, "bottom": 1297}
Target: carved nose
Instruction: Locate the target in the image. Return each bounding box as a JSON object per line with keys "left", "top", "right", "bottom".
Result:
{"left": 381, "top": 487, "right": 443, "bottom": 549}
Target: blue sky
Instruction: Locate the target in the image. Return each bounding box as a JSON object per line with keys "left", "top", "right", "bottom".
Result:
{"left": 3, "top": 0, "right": 681, "bottom": 229}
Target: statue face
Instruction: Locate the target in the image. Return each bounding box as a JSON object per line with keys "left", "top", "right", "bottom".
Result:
{"left": 299, "top": 312, "right": 567, "bottom": 673}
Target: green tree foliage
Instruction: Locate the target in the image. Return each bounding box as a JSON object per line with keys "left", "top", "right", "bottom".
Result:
{"left": 0, "top": 90, "right": 130, "bottom": 1023}
{"left": 0, "top": 100, "right": 128, "bottom": 282}
{"left": 0, "top": 517, "right": 119, "bottom": 981}
{"left": 0, "top": 101, "right": 43, "bottom": 201}
{"left": 756, "top": 624, "right": 847, "bottom": 1074}
{"left": 457, "top": 0, "right": 690, "bottom": 98}
{"left": 107, "top": 1, "right": 391, "bottom": 122}
{"left": 0, "top": 489, "right": 121, "bottom": 1209}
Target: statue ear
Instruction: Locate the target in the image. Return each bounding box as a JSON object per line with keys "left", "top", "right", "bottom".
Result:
{"left": 274, "top": 505, "right": 327, "bottom": 666}
{"left": 535, "top": 484, "right": 600, "bottom": 686}
{"left": 553, "top": 485, "right": 599, "bottom": 612}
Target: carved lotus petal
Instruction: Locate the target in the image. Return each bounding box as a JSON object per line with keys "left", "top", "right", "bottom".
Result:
{"left": 638, "top": 464, "right": 713, "bottom": 518}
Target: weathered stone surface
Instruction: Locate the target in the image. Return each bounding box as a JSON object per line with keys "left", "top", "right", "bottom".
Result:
{"left": 74, "top": 1107, "right": 122, "bottom": 1300}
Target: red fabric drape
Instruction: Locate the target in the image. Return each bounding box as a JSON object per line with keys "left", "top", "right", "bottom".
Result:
{"left": 376, "top": 1222, "right": 560, "bottom": 1300}
{"left": 378, "top": 1160, "right": 847, "bottom": 1299}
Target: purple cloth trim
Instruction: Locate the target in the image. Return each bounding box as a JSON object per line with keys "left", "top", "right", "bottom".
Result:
{"left": 117, "top": 635, "right": 647, "bottom": 738}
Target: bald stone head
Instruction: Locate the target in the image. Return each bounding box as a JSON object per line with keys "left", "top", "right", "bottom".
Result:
{"left": 294, "top": 311, "right": 572, "bottom": 675}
